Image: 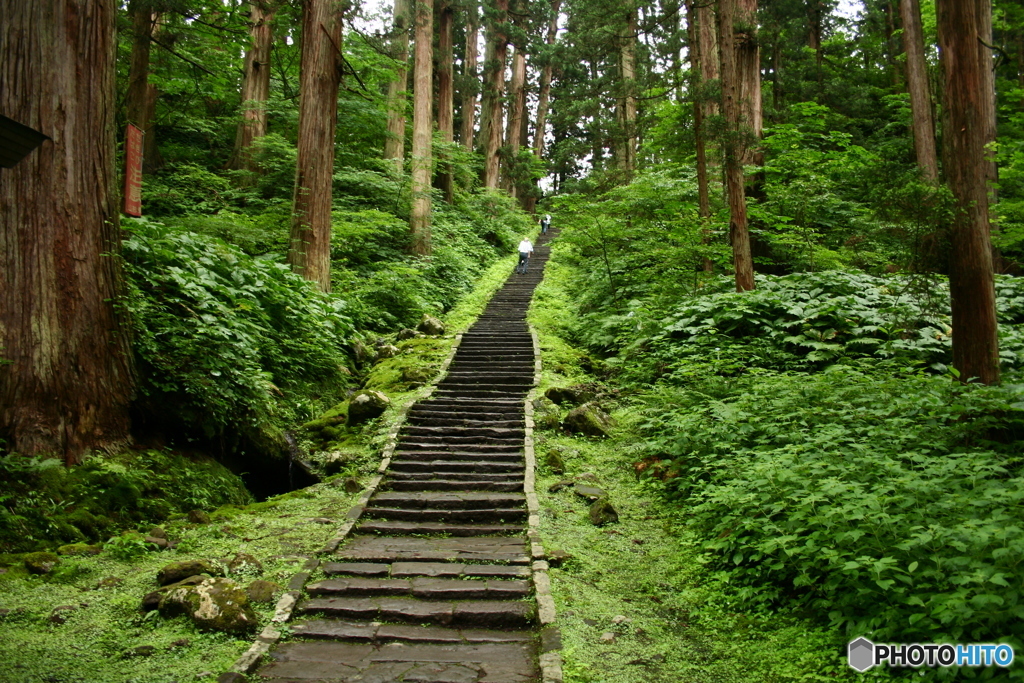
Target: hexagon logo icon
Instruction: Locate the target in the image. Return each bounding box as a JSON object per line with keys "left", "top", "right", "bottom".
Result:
{"left": 848, "top": 637, "right": 875, "bottom": 672}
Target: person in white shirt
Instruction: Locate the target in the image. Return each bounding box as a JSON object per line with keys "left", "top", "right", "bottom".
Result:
{"left": 541, "top": 214, "right": 551, "bottom": 234}
{"left": 516, "top": 238, "right": 533, "bottom": 273}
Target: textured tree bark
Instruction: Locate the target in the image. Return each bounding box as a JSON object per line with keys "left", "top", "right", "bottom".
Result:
{"left": 736, "top": 0, "right": 761, "bottom": 168}
{"left": 937, "top": 0, "right": 1000, "bottom": 385}
{"left": 460, "top": 2, "right": 479, "bottom": 151}
{"left": 227, "top": 2, "right": 275, "bottom": 173}
{"left": 687, "top": 0, "right": 713, "bottom": 272}
{"left": 533, "top": 0, "right": 561, "bottom": 159}
{"left": 617, "top": 6, "right": 638, "bottom": 177}
{"left": 410, "top": 0, "right": 434, "bottom": 254}
{"left": 287, "top": 0, "right": 343, "bottom": 292}
{"left": 436, "top": 0, "right": 454, "bottom": 202}
{"left": 503, "top": 45, "right": 527, "bottom": 196}
{"left": 808, "top": 0, "right": 823, "bottom": 78}
{"left": 976, "top": 0, "right": 997, "bottom": 192}
{"left": 719, "top": 0, "right": 755, "bottom": 291}
{"left": 0, "top": 0, "right": 134, "bottom": 463}
{"left": 698, "top": 0, "right": 719, "bottom": 119}
{"left": 126, "top": 1, "right": 162, "bottom": 174}
{"left": 899, "top": 0, "right": 938, "bottom": 182}
{"left": 384, "top": 0, "right": 411, "bottom": 172}
{"left": 480, "top": 0, "right": 509, "bottom": 189}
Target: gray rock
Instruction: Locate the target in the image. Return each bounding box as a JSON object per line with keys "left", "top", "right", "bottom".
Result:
{"left": 246, "top": 579, "right": 283, "bottom": 603}
{"left": 600, "top": 632, "right": 617, "bottom": 643}
{"left": 376, "top": 344, "right": 399, "bottom": 359}
{"left": 343, "top": 477, "right": 362, "bottom": 494}
{"left": 418, "top": 314, "right": 445, "bottom": 336}
{"left": 145, "top": 535, "right": 169, "bottom": 549}
{"left": 544, "top": 449, "right": 566, "bottom": 474}
{"left": 574, "top": 484, "right": 607, "bottom": 500}
{"left": 148, "top": 526, "right": 168, "bottom": 540}
{"left": 547, "top": 479, "right": 575, "bottom": 493}
{"left": 188, "top": 510, "right": 212, "bottom": 524}
{"left": 532, "top": 399, "right": 561, "bottom": 431}
{"left": 347, "top": 390, "right": 390, "bottom": 425}
{"left": 562, "top": 402, "right": 614, "bottom": 437}
{"left": 545, "top": 385, "right": 595, "bottom": 406}
{"left": 23, "top": 552, "right": 60, "bottom": 575}
{"left": 402, "top": 366, "right": 433, "bottom": 384}
{"left": 142, "top": 574, "right": 211, "bottom": 611}
{"left": 157, "top": 559, "right": 223, "bottom": 586}
{"left": 397, "top": 328, "right": 418, "bottom": 341}
{"left": 547, "top": 549, "right": 572, "bottom": 567}
{"left": 589, "top": 498, "right": 619, "bottom": 526}
{"left": 158, "top": 577, "right": 258, "bottom": 634}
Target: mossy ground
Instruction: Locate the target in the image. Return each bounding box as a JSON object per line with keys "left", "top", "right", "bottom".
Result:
{"left": 530, "top": 254, "right": 903, "bottom": 682}
{"left": 0, "top": 249, "right": 522, "bottom": 683}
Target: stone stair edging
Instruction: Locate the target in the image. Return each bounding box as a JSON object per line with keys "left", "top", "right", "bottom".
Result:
{"left": 229, "top": 331, "right": 466, "bottom": 676}
{"left": 525, "top": 324, "right": 564, "bottom": 683}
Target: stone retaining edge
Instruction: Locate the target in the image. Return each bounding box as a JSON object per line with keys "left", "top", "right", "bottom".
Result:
{"left": 228, "top": 331, "right": 466, "bottom": 675}
{"left": 526, "top": 323, "right": 564, "bottom": 683}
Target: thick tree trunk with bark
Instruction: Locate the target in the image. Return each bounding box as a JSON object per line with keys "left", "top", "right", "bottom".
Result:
{"left": 287, "top": 0, "right": 343, "bottom": 292}
{"left": 480, "top": 0, "right": 509, "bottom": 189}
{"left": 687, "top": 0, "right": 714, "bottom": 272}
{"left": 617, "top": 6, "right": 638, "bottom": 177}
{"left": 976, "top": 0, "right": 997, "bottom": 192}
{"left": 808, "top": 0, "right": 823, "bottom": 78}
{"left": 127, "top": 1, "right": 162, "bottom": 173}
{"left": 228, "top": 2, "right": 275, "bottom": 173}
{"left": 719, "top": 0, "right": 755, "bottom": 291}
{"left": 504, "top": 45, "right": 527, "bottom": 195}
{"left": 533, "top": 0, "right": 561, "bottom": 159}
{"left": 937, "top": 0, "right": 999, "bottom": 385}
{"left": 436, "top": 0, "right": 454, "bottom": 202}
{"left": 899, "top": 0, "right": 938, "bottom": 182}
{"left": 460, "top": 3, "right": 479, "bottom": 150}
{"left": 384, "top": 0, "right": 411, "bottom": 172}
{"left": 698, "top": 0, "right": 719, "bottom": 119}
{"left": 0, "top": 0, "right": 134, "bottom": 463}
{"left": 736, "top": 0, "right": 761, "bottom": 168}
{"left": 410, "top": 0, "right": 434, "bottom": 254}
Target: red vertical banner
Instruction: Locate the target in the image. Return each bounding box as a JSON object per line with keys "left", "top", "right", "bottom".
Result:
{"left": 123, "top": 124, "right": 143, "bottom": 216}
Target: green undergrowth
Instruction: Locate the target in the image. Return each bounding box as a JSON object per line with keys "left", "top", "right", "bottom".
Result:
{"left": 0, "top": 477, "right": 362, "bottom": 683}
{"left": 529, "top": 255, "right": 883, "bottom": 682}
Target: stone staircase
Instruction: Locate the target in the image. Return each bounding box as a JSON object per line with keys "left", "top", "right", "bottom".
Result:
{"left": 254, "top": 230, "right": 558, "bottom": 683}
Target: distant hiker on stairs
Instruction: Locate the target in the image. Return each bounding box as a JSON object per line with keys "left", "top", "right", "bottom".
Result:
{"left": 516, "top": 237, "right": 533, "bottom": 274}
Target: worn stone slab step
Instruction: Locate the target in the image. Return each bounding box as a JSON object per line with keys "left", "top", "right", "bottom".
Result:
{"left": 386, "top": 471, "right": 521, "bottom": 483}
{"left": 323, "top": 562, "right": 531, "bottom": 579}
{"left": 336, "top": 536, "right": 530, "bottom": 564}
{"left": 407, "top": 407, "right": 523, "bottom": 419}
{"left": 355, "top": 519, "right": 526, "bottom": 537}
{"left": 258, "top": 640, "right": 538, "bottom": 683}
{"left": 291, "top": 619, "right": 535, "bottom": 645}
{"left": 306, "top": 577, "right": 531, "bottom": 600}
{"left": 298, "top": 596, "right": 536, "bottom": 628}
{"left": 396, "top": 441, "right": 522, "bottom": 453}
{"left": 431, "top": 388, "right": 531, "bottom": 399}
{"left": 369, "top": 491, "right": 525, "bottom": 509}
{"left": 406, "top": 417, "right": 525, "bottom": 429}
{"left": 440, "top": 375, "right": 535, "bottom": 386}
{"left": 391, "top": 451, "right": 523, "bottom": 462}
{"left": 400, "top": 426, "right": 526, "bottom": 438}
{"left": 363, "top": 507, "right": 527, "bottom": 523}
{"left": 389, "top": 460, "right": 524, "bottom": 474}
{"left": 412, "top": 400, "right": 524, "bottom": 413}
{"left": 383, "top": 479, "right": 523, "bottom": 493}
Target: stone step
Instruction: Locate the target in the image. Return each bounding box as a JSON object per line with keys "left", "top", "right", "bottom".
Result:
{"left": 355, "top": 519, "right": 526, "bottom": 536}
{"left": 386, "top": 471, "right": 521, "bottom": 483}
{"left": 440, "top": 374, "right": 535, "bottom": 386}
{"left": 306, "top": 576, "right": 531, "bottom": 600}
{"left": 368, "top": 491, "right": 525, "bottom": 509}
{"left": 400, "top": 426, "right": 525, "bottom": 439}
{"left": 391, "top": 450, "right": 523, "bottom": 461}
{"left": 291, "top": 619, "right": 535, "bottom": 645}
{"left": 323, "top": 562, "right": 531, "bottom": 580}
{"left": 431, "top": 388, "right": 531, "bottom": 399}
{"left": 336, "top": 535, "right": 530, "bottom": 564}
{"left": 258, "top": 640, "right": 538, "bottom": 682}
{"left": 298, "top": 596, "right": 535, "bottom": 628}
{"left": 382, "top": 479, "right": 523, "bottom": 492}
{"left": 363, "top": 507, "right": 526, "bottom": 523}
{"left": 405, "top": 417, "right": 525, "bottom": 429}
{"left": 396, "top": 441, "right": 522, "bottom": 452}
{"left": 388, "top": 460, "right": 524, "bottom": 474}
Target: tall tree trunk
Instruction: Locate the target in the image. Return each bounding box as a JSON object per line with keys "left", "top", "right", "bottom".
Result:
{"left": 808, "top": 0, "right": 823, "bottom": 79}
{"left": 460, "top": 2, "right": 479, "bottom": 150}
{"left": 937, "top": 0, "right": 999, "bottom": 385}
{"left": 228, "top": 2, "right": 275, "bottom": 173}
{"left": 698, "top": 0, "right": 719, "bottom": 119}
{"left": 436, "top": 0, "right": 454, "bottom": 202}
{"left": 410, "top": 0, "right": 434, "bottom": 254}
{"left": 719, "top": 0, "right": 756, "bottom": 291}
{"left": 884, "top": 0, "right": 903, "bottom": 89}
{"left": 899, "top": 0, "right": 938, "bottom": 182}
{"left": 687, "top": 0, "right": 713, "bottom": 272}
{"left": 126, "top": 1, "right": 162, "bottom": 173}
{"left": 737, "top": 0, "right": 762, "bottom": 168}
{"left": 0, "top": 0, "right": 134, "bottom": 463}
{"left": 287, "top": 0, "right": 343, "bottom": 292}
{"left": 480, "top": 0, "right": 509, "bottom": 189}
{"left": 384, "top": 0, "right": 411, "bottom": 172}
{"left": 533, "top": 0, "right": 561, "bottom": 159}
{"left": 976, "top": 0, "right": 997, "bottom": 192}
{"left": 617, "top": 5, "right": 638, "bottom": 177}
{"left": 504, "top": 45, "right": 527, "bottom": 195}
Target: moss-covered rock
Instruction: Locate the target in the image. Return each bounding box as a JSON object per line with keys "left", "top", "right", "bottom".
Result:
{"left": 56, "top": 543, "right": 102, "bottom": 557}
{"left": 347, "top": 390, "right": 390, "bottom": 425}
{"left": 158, "top": 577, "right": 257, "bottom": 633}
{"left": 141, "top": 574, "right": 211, "bottom": 611}
{"left": 227, "top": 553, "right": 263, "bottom": 576}
{"left": 418, "top": 314, "right": 445, "bottom": 336}
{"left": 588, "top": 497, "right": 619, "bottom": 526}
{"left": 562, "top": 402, "right": 614, "bottom": 437}
{"left": 157, "top": 559, "right": 223, "bottom": 586}
{"left": 543, "top": 448, "right": 568, "bottom": 474}
{"left": 24, "top": 552, "right": 60, "bottom": 574}
{"left": 246, "top": 579, "right": 283, "bottom": 603}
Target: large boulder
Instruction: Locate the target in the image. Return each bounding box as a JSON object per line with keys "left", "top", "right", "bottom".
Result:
{"left": 532, "top": 398, "right": 561, "bottom": 431}
{"left": 157, "top": 559, "right": 223, "bottom": 586}
{"left": 545, "top": 385, "right": 595, "bottom": 406}
{"left": 347, "top": 390, "right": 390, "bottom": 425}
{"left": 141, "top": 574, "right": 211, "bottom": 611}
{"left": 24, "top": 552, "right": 60, "bottom": 575}
{"left": 417, "top": 314, "right": 445, "bottom": 336}
{"left": 376, "top": 343, "right": 399, "bottom": 360}
{"left": 158, "top": 577, "right": 258, "bottom": 633}
{"left": 589, "top": 498, "right": 619, "bottom": 526}
{"left": 562, "top": 402, "right": 614, "bottom": 437}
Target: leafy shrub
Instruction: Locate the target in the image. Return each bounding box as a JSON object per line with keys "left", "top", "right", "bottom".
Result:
{"left": 639, "top": 367, "right": 1024, "bottom": 646}
{"left": 143, "top": 163, "right": 235, "bottom": 216}
{"left": 121, "top": 218, "right": 355, "bottom": 442}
